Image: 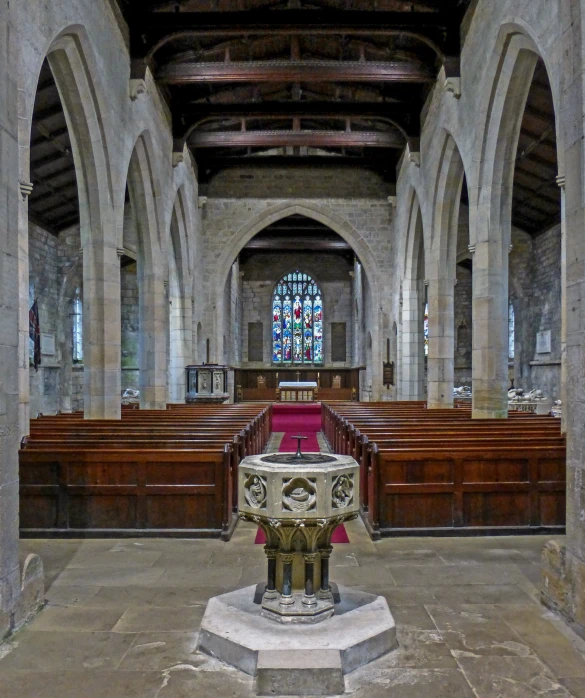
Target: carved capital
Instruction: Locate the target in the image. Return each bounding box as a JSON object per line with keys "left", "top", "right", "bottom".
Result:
{"left": 280, "top": 552, "right": 295, "bottom": 565}
{"left": 116, "top": 247, "right": 125, "bottom": 258}
{"left": 172, "top": 151, "right": 185, "bottom": 168}
{"left": 129, "top": 79, "right": 147, "bottom": 101}
{"left": 387, "top": 195, "right": 397, "bottom": 208}
{"left": 424, "top": 279, "right": 430, "bottom": 287}
{"left": 198, "top": 196, "right": 208, "bottom": 209}
{"left": 19, "top": 181, "right": 34, "bottom": 199}
{"left": 264, "top": 547, "right": 278, "bottom": 560}
{"left": 556, "top": 174, "right": 566, "bottom": 189}
{"left": 468, "top": 244, "right": 476, "bottom": 255}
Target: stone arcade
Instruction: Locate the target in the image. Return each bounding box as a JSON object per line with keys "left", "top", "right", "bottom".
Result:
{"left": 1, "top": 0, "right": 585, "bottom": 696}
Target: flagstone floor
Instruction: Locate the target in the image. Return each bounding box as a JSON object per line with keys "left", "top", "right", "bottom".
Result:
{"left": 1, "top": 522, "right": 584, "bottom": 697}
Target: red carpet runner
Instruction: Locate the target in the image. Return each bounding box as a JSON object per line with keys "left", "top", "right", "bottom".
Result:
{"left": 255, "top": 403, "right": 350, "bottom": 544}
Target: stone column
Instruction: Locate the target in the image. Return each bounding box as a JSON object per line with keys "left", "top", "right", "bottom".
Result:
{"left": 168, "top": 293, "right": 192, "bottom": 404}
{"left": 471, "top": 241, "right": 509, "bottom": 419}
{"left": 18, "top": 181, "right": 33, "bottom": 434}
{"left": 400, "top": 277, "right": 425, "bottom": 400}
{"left": 139, "top": 266, "right": 168, "bottom": 409}
{"left": 427, "top": 273, "right": 455, "bottom": 408}
{"left": 557, "top": 174, "right": 567, "bottom": 433}
{"left": 82, "top": 242, "right": 122, "bottom": 419}
{"left": 0, "top": 0, "right": 26, "bottom": 638}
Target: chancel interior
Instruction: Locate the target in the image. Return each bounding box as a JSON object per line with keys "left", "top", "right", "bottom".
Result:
{"left": 1, "top": 0, "right": 585, "bottom": 695}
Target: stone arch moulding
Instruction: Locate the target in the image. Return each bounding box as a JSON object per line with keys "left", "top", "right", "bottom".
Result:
{"left": 43, "top": 27, "right": 115, "bottom": 236}
{"left": 213, "top": 201, "right": 384, "bottom": 397}
{"left": 473, "top": 25, "right": 562, "bottom": 236}
{"left": 125, "top": 131, "right": 165, "bottom": 273}
{"left": 430, "top": 131, "right": 467, "bottom": 271}
{"left": 169, "top": 185, "right": 194, "bottom": 296}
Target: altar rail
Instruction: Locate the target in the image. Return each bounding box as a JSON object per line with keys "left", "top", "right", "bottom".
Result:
{"left": 19, "top": 404, "right": 272, "bottom": 539}
{"left": 322, "top": 402, "right": 566, "bottom": 539}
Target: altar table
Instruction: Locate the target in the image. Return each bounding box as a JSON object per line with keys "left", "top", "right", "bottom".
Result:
{"left": 278, "top": 381, "right": 318, "bottom": 402}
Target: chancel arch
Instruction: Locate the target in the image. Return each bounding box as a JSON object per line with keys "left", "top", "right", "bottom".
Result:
{"left": 213, "top": 202, "right": 384, "bottom": 399}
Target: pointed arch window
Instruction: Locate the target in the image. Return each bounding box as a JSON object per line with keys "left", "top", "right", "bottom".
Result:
{"left": 424, "top": 302, "right": 429, "bottom": 357}
{"left": 508, "top": 302, "right": 515, "bottom": 360}
{"left": 272, "top": 271, "right": 323, "bottom": 364}
{"left": 72, "top": 290, "right": 83, "bottom": 364}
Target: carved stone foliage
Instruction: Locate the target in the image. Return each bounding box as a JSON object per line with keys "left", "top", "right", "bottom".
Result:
{"left": 332, "top": 473, "right": 354, "bottom": 509}
{"left": 282, "top": 477, "right": 317, "bottom": 513}
{"left": 244, "top": 473, "right": 267, "bottom": 509}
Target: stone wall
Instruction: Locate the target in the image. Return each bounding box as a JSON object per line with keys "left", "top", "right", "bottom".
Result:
{"left": 203, "top": 165, "right": 392, "bottom": 199}
{"left": 454, "top": 265, "right": 473, "bottom": 387}
{"left": 200, "top": 181, "right": 394, "bottom": 397}
{"left": 509, "top": 223, "right": 561, "bottom": 401}
{"left": 121, "top": 263, "right": 139, "bottom": 391}
{"left": 239, "top": 252, "right": 353, "bottom": 367}
{"left": 28, "top": 223, "right": 82, "bottom": 415}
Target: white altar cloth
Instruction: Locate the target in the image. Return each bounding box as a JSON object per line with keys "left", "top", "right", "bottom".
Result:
{"left": 279, "top": 381, "right": 318, "bottom": 389}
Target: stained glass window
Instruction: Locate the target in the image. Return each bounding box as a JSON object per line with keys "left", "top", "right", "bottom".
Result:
{"left": 72, "top": 292, "right": 83, "bottom": 363}
{"left": 424, "top": 302, "right": 429, "bottom": 357}
{"left": 273, "top": 271, "right": 323, "bottom": 364}
{"left": 508, "top": 302, "right": 515, "bottom": 360}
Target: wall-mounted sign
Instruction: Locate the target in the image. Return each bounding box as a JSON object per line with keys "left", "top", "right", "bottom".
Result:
{"left": 536, "top": 329, "right": 551, "bottom": 354}
{"left": 40, "top": 332, "right": 56, "bottom": 356}
{"left": 383, "top": 362, "right": 395, "bottom": 387}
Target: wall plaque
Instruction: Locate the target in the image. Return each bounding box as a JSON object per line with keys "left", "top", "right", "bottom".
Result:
{"left": 536, "top": 330, "right": 551, "bottom": 354}
{"left": 41, "top": 332, "right": 56, "bottom": 356}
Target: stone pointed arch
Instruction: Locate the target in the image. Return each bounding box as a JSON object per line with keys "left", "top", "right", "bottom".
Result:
{"left": 22, "top": 28, "right": 119, "bottom": 420}
{"left": 425, "top": 132, "right": 467, "bottom": 409}
{"left": 471, "top": 27, "right": 555, "bottom": 418}
{"left": 401, "top": 191, "right": 426, "bottom": 401}
{"left": 167, "top": 186, "right": 194, "bottom": 403}
{"left": 125, "top": 132, "right": 167, "bottom": 409}
{"left": 213, "top": 201, "right": 384, "bottom": 399}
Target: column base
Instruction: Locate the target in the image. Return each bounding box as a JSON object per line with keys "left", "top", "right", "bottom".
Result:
{"left": 263, "top": 591, "right": 334, "bottom": 624}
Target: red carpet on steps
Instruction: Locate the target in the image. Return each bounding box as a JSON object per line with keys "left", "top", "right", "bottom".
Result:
{"left": 254, "top": 403, "right": 350, "bottom": 545}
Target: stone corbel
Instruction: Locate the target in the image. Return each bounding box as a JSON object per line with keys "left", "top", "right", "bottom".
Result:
{"left": 387, "top": 195, "right": 397, "bottom": 208}
{"left": 117, "top": 247, "right": 125, "bottom": 258}
{"left": 407, "top": 138, "right": 420, "bottom": 167}
{"left": 129, "top": 79, "right": 147, "bottom": 102}
{"left": 443, "top": 56, "right": 461, "bottom": 99}
{"left": 19, "top": 181, "right": 34, "bottom": 200}
{"left": 172, "top": 151, "right": 185, "bottom": 168}
{"left": 509, "top": 244, "right": 514, "bottom": 253}
{"left": 467, "top": 244, "right": 476, "bottom": 255}
{"left": 556, "top": 174, "right": 566, "bottom": 189}
{"left": 198, "top": 196, "right": 208, "bottom": 209}
{"left": 424, "top": 279, "right": 430, "bottom": 287}
{"left": 444, "top": 76, "right": 461, "bottom": 99}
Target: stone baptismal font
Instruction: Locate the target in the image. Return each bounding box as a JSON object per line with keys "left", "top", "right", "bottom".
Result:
{"left": 196, "top": 438, "right": 397, "bottom": 696}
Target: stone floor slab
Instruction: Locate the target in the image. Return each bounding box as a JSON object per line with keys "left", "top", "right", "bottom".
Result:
{"left": 457, "top": 656, "right": 572, "bottom": 697}
{"left": 113, "top": 605, "right": 205, "bottom": 633}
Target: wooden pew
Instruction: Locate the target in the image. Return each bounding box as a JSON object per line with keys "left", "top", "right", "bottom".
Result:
{"left": 19, "top": 404, "right": 272, "bottom": 540}
{"left": 321, "top": 402, "right": 566, "bottom": 539}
